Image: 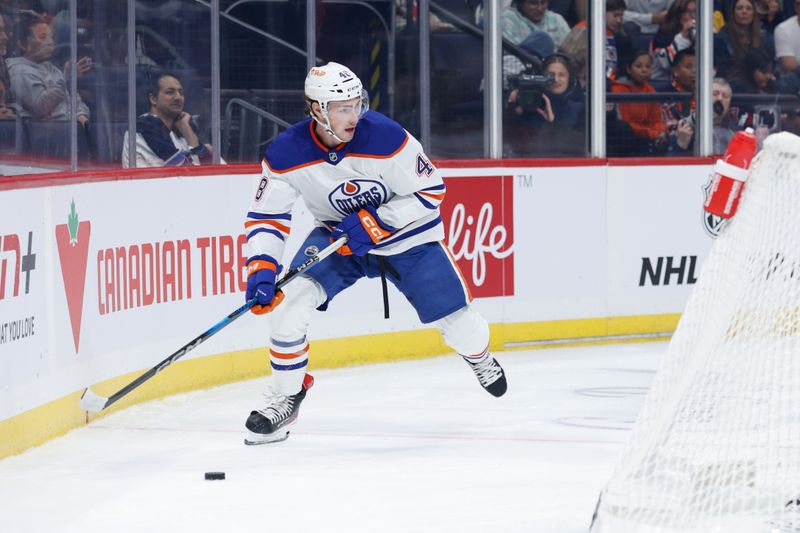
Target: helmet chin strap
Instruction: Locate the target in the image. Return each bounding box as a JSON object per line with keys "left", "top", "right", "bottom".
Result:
{"left": 311, "top": 109, "right": 346, "bottom": 144}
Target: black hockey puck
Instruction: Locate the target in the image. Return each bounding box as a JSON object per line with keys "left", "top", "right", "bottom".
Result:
{"left": 204, "top": 472, "right": 225, "bottom": 481}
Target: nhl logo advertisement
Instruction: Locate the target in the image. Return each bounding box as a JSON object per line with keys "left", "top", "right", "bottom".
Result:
{"left": 606, "top": 160, "right": 717, "bottom": 327}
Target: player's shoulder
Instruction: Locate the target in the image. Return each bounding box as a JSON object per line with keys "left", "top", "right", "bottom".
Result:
{"left": 263, "top": 118, "right": 320, "bottom": 173}
{"left": 348, "top": 110, "right": 410, "bottom": 158}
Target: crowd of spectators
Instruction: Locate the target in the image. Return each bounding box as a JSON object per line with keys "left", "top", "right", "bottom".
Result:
{"left": 3, "top": 0, "right": 800, "bottom": 165}
{"left": 500, "top": 0, "right": 800, "bottom": 157}
{"left": 0, "top": 2, "right": 217, "bottom": 167}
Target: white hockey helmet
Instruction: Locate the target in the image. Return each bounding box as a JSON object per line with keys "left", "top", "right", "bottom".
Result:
{"left": 305, "top": 62, "right": 369, "bottom": 115}
{"left": 304, "top": 62, "right": 369, "bottom": 143}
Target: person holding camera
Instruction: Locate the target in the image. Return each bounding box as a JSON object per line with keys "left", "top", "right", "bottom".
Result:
{"left": 505, "top": 53, "right": 585, "bottom": 156}
{"left": 514, "top": 54, "right": 583, "bottom": 125}
{"left": 711, "top": 77, "right": 741, "bottom": 154}
{"left": 661, "top": 47, "right": 696, "bottom": 154}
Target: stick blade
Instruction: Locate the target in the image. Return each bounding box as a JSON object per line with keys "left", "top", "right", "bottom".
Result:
{"left": 80, "top": 387, "right": 108, "bottom": 412}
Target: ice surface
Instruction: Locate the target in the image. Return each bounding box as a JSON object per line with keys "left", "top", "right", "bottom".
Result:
{"left": 0, "top": 342, "right": 664, "bottom": 533}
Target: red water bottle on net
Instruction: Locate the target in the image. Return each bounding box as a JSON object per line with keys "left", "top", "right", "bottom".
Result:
{"left": 704, "top": 128, "right": 757, "bottom": 218}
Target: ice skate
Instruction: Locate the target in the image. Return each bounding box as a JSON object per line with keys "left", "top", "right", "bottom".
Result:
{"left": 465, "top": 355, "right": 507, "bottom": 397}
{"left": 244, "top": 373, "right": 314, "bottom": 445}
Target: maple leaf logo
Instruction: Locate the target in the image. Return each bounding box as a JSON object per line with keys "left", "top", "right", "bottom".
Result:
{"left": 67, "top": 200, "right": 79, "bottom": 245}
{"left": 56, "top": 199, "right": 91, "bottom": 352}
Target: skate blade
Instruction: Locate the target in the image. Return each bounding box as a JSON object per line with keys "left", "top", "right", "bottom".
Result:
{"left": 244, "top": 429, "right": 290, "bottom": 445}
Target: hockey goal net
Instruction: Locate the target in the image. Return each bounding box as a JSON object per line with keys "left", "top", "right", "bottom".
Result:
{"left": 590, "top": 132, "right": 800, "bottom": 533}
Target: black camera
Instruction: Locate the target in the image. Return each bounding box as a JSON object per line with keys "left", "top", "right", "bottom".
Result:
{"left": 509, "top": 71, "right": 554, "bottom": 113}
{"left": 756, "top": 108, "right": 777, "bottom": 130}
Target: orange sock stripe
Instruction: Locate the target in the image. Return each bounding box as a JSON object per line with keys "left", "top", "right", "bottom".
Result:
{"left": 464, "top": 345, "right": 489, "bottom": 359}
{"left": 269, "top": 345, "right": 309, "bottom": 360}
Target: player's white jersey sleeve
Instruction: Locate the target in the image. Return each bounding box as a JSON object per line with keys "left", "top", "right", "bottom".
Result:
{"left": 245, "top": 159, "right": 299, "bottom": 265}
{"left": 374, "top": 131, "right": 446, "bottom": 230}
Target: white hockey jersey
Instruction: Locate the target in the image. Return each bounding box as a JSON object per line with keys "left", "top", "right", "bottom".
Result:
{"left": 246, "top": 111, "right": 446, "bottom": 265}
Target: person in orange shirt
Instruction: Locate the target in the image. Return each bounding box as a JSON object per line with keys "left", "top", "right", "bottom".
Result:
{"left": 612, "top": 50, "right": 668, "bottom": 153}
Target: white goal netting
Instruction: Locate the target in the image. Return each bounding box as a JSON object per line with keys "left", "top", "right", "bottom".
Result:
{"left": 591, "top": 132, "right": 800, "bottom": 533}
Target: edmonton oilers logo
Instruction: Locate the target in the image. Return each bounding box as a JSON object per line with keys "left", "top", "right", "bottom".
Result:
{"left": 304, "top": 245, "right": 319, "bottom": 256}
{"left": 328, "top": 179, "right": 388, "bottom": 216}
{"left": 701, "top": 174, "right": 726, "bottom": 238}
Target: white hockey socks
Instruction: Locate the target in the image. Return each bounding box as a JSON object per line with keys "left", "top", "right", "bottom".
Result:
{"left": 435, "top": 305, "right": 490, "bottom": 359}
{"left": 268, "top": 275, "right": 327, "bottom": 394}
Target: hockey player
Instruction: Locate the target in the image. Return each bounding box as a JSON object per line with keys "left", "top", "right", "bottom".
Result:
{"left": 243, "top": 62, "right": 506, "bottom": 445}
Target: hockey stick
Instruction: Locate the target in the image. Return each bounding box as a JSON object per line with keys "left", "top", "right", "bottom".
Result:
{"left": 79, "top": 236, "right": 348, "bottom": 413}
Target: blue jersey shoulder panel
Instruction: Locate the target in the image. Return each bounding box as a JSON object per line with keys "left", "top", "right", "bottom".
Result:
{"left": 347, "top": 111, "right": 408, "bottom": 157}
{"left": 263, "top": 118, "right": 322, "bottom": 172}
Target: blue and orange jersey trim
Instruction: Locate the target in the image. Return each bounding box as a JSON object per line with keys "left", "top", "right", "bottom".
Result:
{"left": 414, "top": 184, "right": 446, "bottom": 210}
{"left": 245, "top": 211, "right": 291, "bottom": 242}
{"left": 263, "top": 111, "right": 410, "bottom": 172}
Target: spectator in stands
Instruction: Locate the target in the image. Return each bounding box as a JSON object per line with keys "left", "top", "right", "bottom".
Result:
{"left": 714, "top": 0, "right": 772, "bottom": 79}
{"left": 122, "top": 72, "right": 218, "bottom": 167}
{"left": 774, "top": 0, "right": 800, "bottom": 73}
{"left": 507, "top": 53, "right": 584, "bottom": 125}
{"left": 781, "top": 0, "right": 799, "bottom": 18}
{"left": 533, "top": 53, "right": 585, "bottom": 126}
{"left": 623, "top": 0, "right": 673, "bottom": 50}
{"left": 712, "top": 77, "right": 740, "bottom": 153}
{"left": 730, "top": 47, "right": 778, "bottom": 95}
{"left": 663, "top": 47, "right": 696, "bottom": 153}
{"left": 502, "top": 0, "right": 572, "bottom": 48}
{"left": 505, "top": 53, "right": 585, "bottom": 156}
{"left": 612, "top": 50, "right": 669, "bottom": 153}
{"left": 0, "top": 13, "right": 15, "bottom": 120}
{"left": 572, "top": 0, "right": 632, "bottom": 80}
{"left": 558, "top": 25, "right": 588, "bottom": 89}
{"left": 729, "top": 48, "right": 780, "bottom": 142}
{"left": 651, "top": 0, "right": 696, "bottom": 83}
{"left": 756, "top": 0, "right": 786, "bottom": 32}
{"left": 605, "top": 0, "right": 632, "bottom": 79}
{"left": 7, "top": 13, "right": 90, "bottom": 123}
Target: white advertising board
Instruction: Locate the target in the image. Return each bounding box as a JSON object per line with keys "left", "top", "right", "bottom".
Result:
{"left": 606, "top": 164, "right": 715, "bottom": 316}
{"left": 0, "top": 160, "right": 718, "bottom": 421}
{"left": 0, "top": 188, "right": 52, "bottom": 418}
